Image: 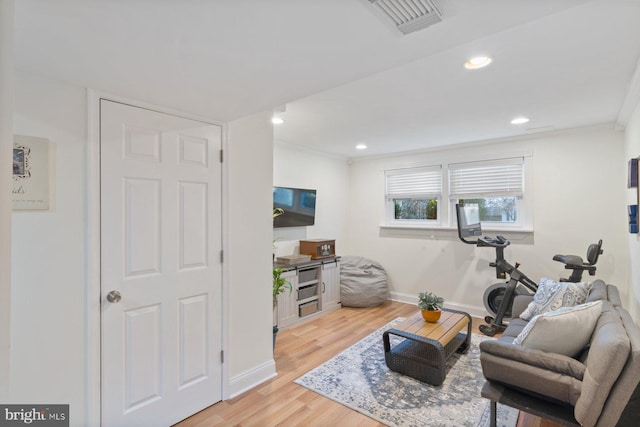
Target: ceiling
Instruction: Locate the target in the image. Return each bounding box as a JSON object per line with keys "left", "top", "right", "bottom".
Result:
{"left": 14, "top": 0, "right": 640, "bottom": 159}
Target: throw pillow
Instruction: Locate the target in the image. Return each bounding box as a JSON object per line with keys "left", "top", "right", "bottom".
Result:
{"left": 513, "top": 300, "right": 602, "bottom": 357}
{"left": 519, "top": 278, "right": 590, "bottom": 321}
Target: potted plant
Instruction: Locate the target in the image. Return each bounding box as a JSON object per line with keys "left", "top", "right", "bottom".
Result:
{"left": 418, "top": 291, "right": 444, "bottom": 323}
{"left": 272, "top": 267, "right": 292, "bottom": 348}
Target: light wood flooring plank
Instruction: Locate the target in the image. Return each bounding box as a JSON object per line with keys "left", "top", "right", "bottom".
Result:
{"left": 174, "top": 301, "right": 560, "bottom": 427}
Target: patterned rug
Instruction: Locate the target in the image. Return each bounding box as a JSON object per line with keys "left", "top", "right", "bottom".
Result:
{"left": 294, "top": 318, "right": 519, "bottom": 427}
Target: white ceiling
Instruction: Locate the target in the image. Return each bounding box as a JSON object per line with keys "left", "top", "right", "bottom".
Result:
{"left": 14, "top": 0, "right": 640, "bottom": 158}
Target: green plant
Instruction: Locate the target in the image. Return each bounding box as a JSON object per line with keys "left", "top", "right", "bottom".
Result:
{"left": 273, "top": 267, "right": 292, "bottom": 308}
{"left": 417, "top": 291, "right": 444, "bottom": 311}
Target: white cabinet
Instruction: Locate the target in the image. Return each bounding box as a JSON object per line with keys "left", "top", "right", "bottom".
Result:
{"left": 275, "top": 258, "right": 341, "bottom": 329}
{"left": 276, "top": 270, "right": 298, "bottom": 328}
{"left": 321, "top": 260, "right": 341, "bottom": 311}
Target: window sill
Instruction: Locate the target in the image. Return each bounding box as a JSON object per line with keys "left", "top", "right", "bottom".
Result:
{"left": 379, "top": 225, "right": 533, "bottom": 242}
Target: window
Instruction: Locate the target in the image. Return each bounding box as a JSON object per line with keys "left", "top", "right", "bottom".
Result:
{"left": 449, "top": 158, "right": 525, "bottom": 227}
{"left": 383, "top": 156, "right": 530, "bottom": 230}
{"left": 457, "top": 197, "right": 518, "bottom": 222}
{"left": 385, "top": 166, "right": 442, "bottom": 224}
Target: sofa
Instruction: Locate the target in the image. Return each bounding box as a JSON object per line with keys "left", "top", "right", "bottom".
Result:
{"left": 479, "top": 279, "right": 640, "bottom": 427}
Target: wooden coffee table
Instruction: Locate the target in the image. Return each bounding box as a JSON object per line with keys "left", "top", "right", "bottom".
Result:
{"left": 383, "top": 308, "right": 471, "bottom": 385}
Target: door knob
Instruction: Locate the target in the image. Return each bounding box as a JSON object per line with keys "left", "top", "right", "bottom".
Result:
{"left": 106, "top": 290, "right": 122, "bottom": 303}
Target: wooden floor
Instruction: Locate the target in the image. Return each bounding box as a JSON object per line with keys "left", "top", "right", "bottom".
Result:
{"left": 175, "top": 301, "right": 561, "bottom": 427}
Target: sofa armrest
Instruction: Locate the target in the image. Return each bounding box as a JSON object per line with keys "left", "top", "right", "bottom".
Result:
{"left": 480, "top": 339, "right": 585, "bottom": 380}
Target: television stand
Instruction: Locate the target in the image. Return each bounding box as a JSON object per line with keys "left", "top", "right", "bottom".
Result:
{"left": 274, "top": 257, "right": 341, "bottom": 329}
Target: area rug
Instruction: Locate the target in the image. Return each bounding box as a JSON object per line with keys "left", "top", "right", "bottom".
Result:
{"left": 294, "top": 318, "right": 519, "bottom": 427}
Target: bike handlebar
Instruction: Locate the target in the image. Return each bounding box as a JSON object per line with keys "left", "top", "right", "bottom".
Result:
{"left": 478, "top": 235, "right": 510, "bottom": 248}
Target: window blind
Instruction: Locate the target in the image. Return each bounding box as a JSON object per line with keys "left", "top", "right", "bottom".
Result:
{"left": 385, "top": 166, "right": 442, "bottom": 198}
{"left": 449, "top": 158, "right": 524, "bottom": 198}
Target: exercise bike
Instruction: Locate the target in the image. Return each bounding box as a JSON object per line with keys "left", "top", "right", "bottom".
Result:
{"left": 456, "top": 203, "right": 538, "bottom": 336}
{"left": 455, "top": 203, "right": 604, "bottom": 336}
{"left": 480, "top": 239, "right": 604, "bottom": 322}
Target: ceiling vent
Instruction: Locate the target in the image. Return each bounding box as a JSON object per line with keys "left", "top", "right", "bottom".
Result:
{"left": 368, "top": 0, "right": 443, "bottom": 35}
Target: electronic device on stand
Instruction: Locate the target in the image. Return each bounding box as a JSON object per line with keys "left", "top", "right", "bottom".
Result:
{"left": 455, "top": 203, "right": 538, "bottom": 336}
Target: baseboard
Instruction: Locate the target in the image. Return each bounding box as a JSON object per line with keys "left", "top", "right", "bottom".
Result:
{"left": 389, "top": 291, "right": 487, "bottom": 319}
{"left": 227, "top": 359, "right": 277, "bottom": 400}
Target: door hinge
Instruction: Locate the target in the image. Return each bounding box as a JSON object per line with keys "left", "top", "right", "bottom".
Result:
{"left": 220, "top": 250, "right": 224, "bottom": 263}
{"left": 221, "top": 350, "right": 224, "bottom": 363}
{"left": 219, "top": 149, "right": 223, "bottom": 163}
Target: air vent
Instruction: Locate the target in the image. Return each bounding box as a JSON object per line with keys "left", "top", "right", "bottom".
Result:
{"left": 369, "top": 0, "right": 443, "bottom": 35}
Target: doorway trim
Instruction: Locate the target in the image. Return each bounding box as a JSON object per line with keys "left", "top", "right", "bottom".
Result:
{"left": 86, "top": 90, "right": 230, "bottom": 426}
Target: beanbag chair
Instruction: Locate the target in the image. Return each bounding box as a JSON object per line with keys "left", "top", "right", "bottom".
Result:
{"left": 340, "top": 256, "right": 390, "bottom": 307}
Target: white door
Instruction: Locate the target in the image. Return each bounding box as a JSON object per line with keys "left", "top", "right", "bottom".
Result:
{"left": 100, "top": 100, "right": 222, "bottom": 426}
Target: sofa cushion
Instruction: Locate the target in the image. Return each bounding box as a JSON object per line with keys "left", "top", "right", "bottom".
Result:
{"left": 607, "top": 284, "right": 623, "bottom": 307}
{"left": 514, "top": 301, "right": 602, "bottom": 357}
{"left": 586, "top": 279, "right": 608, "bottom": 303}
{"left": 480, "top": 346, "right": 584, "bottom": 404}
{"left": 501, "top": 317, "right": 528, "bottom": 339}
{"left": 480, "top": 339, "right": 586, "bottom": 380}
{"left": 511, "top": 295, "right": 533, "bottom": 319}
{"left": 520, "top": 278, "right": 590, "bottom": 321}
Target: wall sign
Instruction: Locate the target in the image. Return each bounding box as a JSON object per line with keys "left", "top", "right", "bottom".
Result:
{"left": 12, "top": 135, "right": 50, "bottom": 210}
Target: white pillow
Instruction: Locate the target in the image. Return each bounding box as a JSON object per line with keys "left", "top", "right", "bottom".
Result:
{"left": 514, "top": 300, "right": 602, "bottom": 357}
{"left": 520, "top": 278, "right": 590, "bottom": 321}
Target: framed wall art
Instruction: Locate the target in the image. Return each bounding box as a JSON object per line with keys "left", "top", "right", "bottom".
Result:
{"left": 629, "top": 158, "right": 638, "bottom": 189}
{"left": 12, "top": 135, "right": 51, "bottom": 210}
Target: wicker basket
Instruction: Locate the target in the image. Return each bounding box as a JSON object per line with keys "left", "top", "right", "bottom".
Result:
{"left": 298, "top": 284, "right": 318, "bottom": 300}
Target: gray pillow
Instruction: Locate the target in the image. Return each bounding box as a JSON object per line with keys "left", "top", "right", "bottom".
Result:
{"left": 520, "top": 278, "right": 590, "bottom": 321}
{"left": 514, "top": 300, "right": 602, "bottom": 357}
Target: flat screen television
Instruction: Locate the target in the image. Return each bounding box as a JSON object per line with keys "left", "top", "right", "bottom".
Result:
{"left": 456, "top": 203, "right": 482, "bottom": 239}
{"left": 273, "top": 186, "right": 316, "bottom": 228}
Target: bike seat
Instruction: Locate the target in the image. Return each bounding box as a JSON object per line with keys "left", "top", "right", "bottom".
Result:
{"left": 553, "top": 240, "right": 603, "bottom": 282}
{"left": 552, "top": 254, "right": 584, "bottom": 267}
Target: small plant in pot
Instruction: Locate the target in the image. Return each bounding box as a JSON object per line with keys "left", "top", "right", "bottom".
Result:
{"left": 272, "top": 267, "right": 292, "bottom": 349}
{"left": 418, "top": 291, "right": 444, "bottom": 323}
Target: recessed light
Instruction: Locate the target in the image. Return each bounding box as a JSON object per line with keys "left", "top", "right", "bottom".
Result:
{"left": 464, "top": 56, "right": 492, "bottom": 70}
{"left": 271, "top": 117, "right": 284, "bottom": 125}
{"left": 510, "top": 117, "right": 530, "bottom": 125}
{"left": 356, "top": 144, "right": 368, "bottom": 150}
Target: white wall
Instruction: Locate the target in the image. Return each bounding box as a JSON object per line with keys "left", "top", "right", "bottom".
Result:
{"left": 624, "top": 99, "right": 640, "bottom": 322}
{"left": 272, "top": 142, "right": 350, "bottom": 258}
{"left": 346, "top": 128, "right": 628, "bottom": 316}
{"left": 9, "top": 72, "right": 277, "bottom": 424}
{"left": 0, "top": 0, "right": 14, "bottom": 400}
{"left": 226, "top": 112, "right": 276, "bottom": 396}
{"left": 11, "top": 72, "right": 87, "bottom": 423}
